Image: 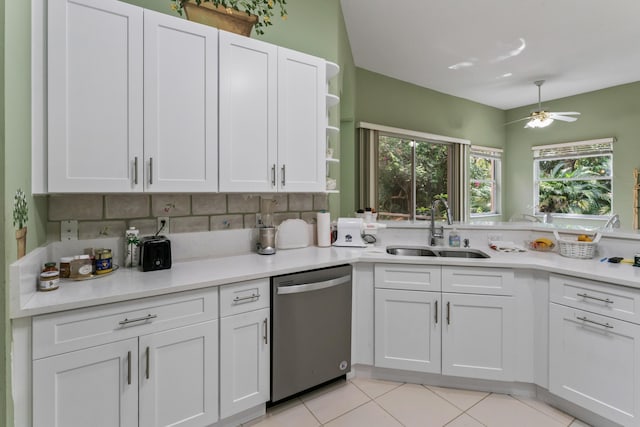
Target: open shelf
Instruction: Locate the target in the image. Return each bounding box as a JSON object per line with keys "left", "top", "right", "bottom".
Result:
{"left": 326, "top": 94, "right": 340, "bottom": 107}
{"left": 326, "top": 61, "right": 340, "bottom": 79}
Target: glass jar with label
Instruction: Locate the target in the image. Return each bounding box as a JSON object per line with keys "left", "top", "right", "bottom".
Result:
{"left": 95, "top": 249, "right": 113, "bottom": 275}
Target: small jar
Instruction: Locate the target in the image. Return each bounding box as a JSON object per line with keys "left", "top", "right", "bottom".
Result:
{"left": 59, "top": 257, "right": 73, "bottom": 279}
{"left": 39, "top": 271, "right": 60, "bottom": 291}
{"left": 95, "top": 249, "right": 113, "bottom": 275}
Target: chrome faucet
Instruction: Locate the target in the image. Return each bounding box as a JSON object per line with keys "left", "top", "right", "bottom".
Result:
{"left": 603, "top": 213, "right": 621, "bottom": 229}
{"left": 429, "top": 199, "right": 452, "bottom": 246}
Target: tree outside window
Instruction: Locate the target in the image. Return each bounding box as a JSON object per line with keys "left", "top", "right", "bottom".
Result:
{"left": 470, "top": 147, "right": 501, "bottom": 216}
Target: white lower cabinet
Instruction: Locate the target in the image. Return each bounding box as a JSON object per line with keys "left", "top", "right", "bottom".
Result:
{"left": 549, "top": 302, "right": 640, "bottom": 426}
{"left": 32, "top": 289, "right": 219, "bottom": 427}
{"left": 442, "top": 293, "right": 515, "bottom": 381}
{"left": 139, "top": 321, "right": 219, "bottom": 427}
{"left": 374, "top": 264, "right": 515, "bottom": 382}
{"left": 33, "top": 338, "right": 139, "bottom": 427}
{"left": 375, "top": 288, "right": 441, "bottom": 373}
{"left": 218, "top": 279, "right": 271, "bottom": 420}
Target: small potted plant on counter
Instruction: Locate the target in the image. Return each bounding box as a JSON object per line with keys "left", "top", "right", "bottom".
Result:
{"left": 13, "top": 188, "right": 28, "bottom": 259}
{"left": 171, "top": 0, "right": 288, "bottom": 36}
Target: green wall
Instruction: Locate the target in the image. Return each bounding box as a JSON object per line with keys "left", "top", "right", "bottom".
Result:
{"left": 504, "top": 82, "right": 640, "bottom": 227}
{"left": 353, "top": 68, "right": 507, "bottom": 215}
{"left": 0, "top": 0, "right": 5, "bottom": 422}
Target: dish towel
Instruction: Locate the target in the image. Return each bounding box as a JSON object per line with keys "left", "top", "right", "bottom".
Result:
{"left": 489, "top": 241, "right": 526, "bottom": 252}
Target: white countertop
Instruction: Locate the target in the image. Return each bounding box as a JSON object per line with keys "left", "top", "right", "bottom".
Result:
{"left": 12, "top": 243, "right": 640, "bottom": 319}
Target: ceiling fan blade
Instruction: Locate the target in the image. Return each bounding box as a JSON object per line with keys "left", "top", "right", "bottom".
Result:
{"left": 550, "top": 115, "right": 578, "bottom": 122}
{"left": 504, "top": 116, "right": 531, "bottom": 125}
{"left": 549, "top": 112, "right": 581, "bottom": 116}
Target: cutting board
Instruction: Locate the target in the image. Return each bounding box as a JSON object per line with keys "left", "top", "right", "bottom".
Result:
{"left": 276, "top": 219, "right": 313, "bottom": 249}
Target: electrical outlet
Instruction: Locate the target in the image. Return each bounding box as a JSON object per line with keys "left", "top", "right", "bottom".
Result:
{"left": 60, "top": 220, "right": 78, "bottom": 241}
{"left": 157, "top": 216, "right": 170, "bottom": 234}
{"left": 255, "top": 213, "right": 263, "bottom": 227}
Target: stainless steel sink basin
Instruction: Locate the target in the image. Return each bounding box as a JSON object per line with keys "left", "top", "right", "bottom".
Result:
{"left": 436, "top": 249, "right": 490, "bottom": 258}
{"left": 386, "top": 246, "right": 437, "bottom": 256}
{"left": 386, "top": 246, "right": 490, "bottom": 258}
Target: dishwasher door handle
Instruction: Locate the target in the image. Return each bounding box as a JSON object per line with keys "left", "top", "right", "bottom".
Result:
{"left": 277, "top": 275, "right": 351, "bottom": 295}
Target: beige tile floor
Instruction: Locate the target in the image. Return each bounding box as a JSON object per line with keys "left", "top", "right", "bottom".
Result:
{"left": 245, "top": 378, "right": 591, "bottom": 427}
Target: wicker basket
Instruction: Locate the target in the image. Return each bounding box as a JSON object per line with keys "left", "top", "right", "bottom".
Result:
{"left": 553, "top": 231, "right": 601, "bottom": 259}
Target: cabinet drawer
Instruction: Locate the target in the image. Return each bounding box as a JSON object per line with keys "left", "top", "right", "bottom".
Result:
{"left": 442, "top": 267, "right": 514, "bottom": 296}
{"left": 550, "top": 274, "right": 640, "bottom": 324}
{"left": 374, "top": 264, "right": 441, "bottom": 291}
{"left": 33, "top": 288, "right": 218, "bottom": 359}
{"left": 220, "top": 279, "right": 270, "bottom": 317}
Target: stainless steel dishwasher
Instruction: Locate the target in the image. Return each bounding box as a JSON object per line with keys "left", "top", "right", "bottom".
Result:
{"left": 271, "top": 264, "right": 352, "bottom": 403}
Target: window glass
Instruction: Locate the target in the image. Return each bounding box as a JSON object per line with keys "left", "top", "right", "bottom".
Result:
{"left": 470, "top": 147, "right": 501, "bottom": 216}
{"left": 535, "top": 154, "right": 612, "bottom": 215}
{"left": 377, "top": 134, "right": 450, "bottom": 221}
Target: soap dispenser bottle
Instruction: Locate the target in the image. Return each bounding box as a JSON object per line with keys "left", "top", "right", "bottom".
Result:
{"left": 449, "top": 228, "right": 461, "bottom": 247}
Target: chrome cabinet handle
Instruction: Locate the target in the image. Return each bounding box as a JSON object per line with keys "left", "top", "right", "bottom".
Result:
{"left": 271, "top": 164, "right": 276, "bottom": 186}
{"left": 119, "top": 314, "right": 157, "bottom": 326}
{"left": 577, "top": 315, "right": 614, "bottom": 329}
{"left": 149, "top": 157, "right": 153, "bottom": 185}
{"left": 145, "top": 347, "right": 150, "bottom": 379}
{"left": 134, "top": 157, "right": 139, "bottom": 185}
{"left": 127, "top": 351, "right": 132, "bottom": 385}
{"left": 281, "top": 164, "right": 286, "bottom": 186}
{"left": 233, "top": 293, "right": 260, "bottom": 304}
{"left": 576, "top": 293, "right": 614, "bottom": 304}
{"left": 446, "top": 301, "right": 451, "bottom": 325}
{"left": 434, "top": 300, "right": 438, "bottom": 324}
{"left": 263, "top": 318, "right": 268, "bottom": 344}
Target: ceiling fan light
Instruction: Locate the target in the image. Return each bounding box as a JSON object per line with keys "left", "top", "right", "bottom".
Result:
{"left": 525, "top": 117, "right": 554, "bottom": 128}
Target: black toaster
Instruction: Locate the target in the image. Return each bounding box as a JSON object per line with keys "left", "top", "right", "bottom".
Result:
{"left": 139, "top": 236, "right": 172, "bottom": 272}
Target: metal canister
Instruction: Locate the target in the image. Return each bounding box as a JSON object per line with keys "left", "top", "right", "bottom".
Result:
{"left": 95, "top": 249, "right": 113, "bottom": 275}
{"left": 39, "top": 271, "right": 60, "bottom": 291}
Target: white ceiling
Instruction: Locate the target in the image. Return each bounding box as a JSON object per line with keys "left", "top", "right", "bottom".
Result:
{"left": 340, "top": 0, "right": 640, "bottom": 110}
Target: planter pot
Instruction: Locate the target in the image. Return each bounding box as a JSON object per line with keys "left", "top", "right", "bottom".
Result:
{"left": 183, "top": 1, "right": 258, "bottom": 36}
{"left": 16, "top": 227, "right": 27, "bottom": 259}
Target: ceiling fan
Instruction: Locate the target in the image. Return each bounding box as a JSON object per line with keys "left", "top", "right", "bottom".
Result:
{"left": 506, "top": 80, "right": 580, "bottom": 128}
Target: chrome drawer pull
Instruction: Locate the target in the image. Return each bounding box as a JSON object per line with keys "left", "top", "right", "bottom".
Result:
{"left": 134, "top": 157, "right": 139, "bottom": 185}
{"left": 119, "top": 314, "right": 157, "bottom": 326}
{"left": 233, "top": 293, "right": 260, "bottom": 304}
{"left": 263, "top": 318, "right": 268, "bottom": 344}
{"left": 127, "top": 351, "right": 132, "bottom": 385}
{"left": 576, "top": 293, "right": 614, "bottom": 304}
{"left": 577, "top": 315, "right": 614, "bottom": 329}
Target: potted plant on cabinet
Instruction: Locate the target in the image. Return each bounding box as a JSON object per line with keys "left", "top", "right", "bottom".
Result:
{"left": 171, "top": 0, "right": 288, "bottom": 36}
{"left": 13, "top": 188, "right": 28, "bottom": 259}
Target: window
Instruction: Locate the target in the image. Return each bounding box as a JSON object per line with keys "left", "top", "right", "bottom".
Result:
{"left": 533, "top": 138, "right": 614, "bottom": 216}
{"left": 358, "top": 123, "right": 469, "bottom": 222}
{"left": 470, "top": 146, "right": 502, "bottom": 216}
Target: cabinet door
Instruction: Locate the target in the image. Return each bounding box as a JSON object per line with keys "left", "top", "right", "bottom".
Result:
{"left": 48, "top": 0, "right": 143, "bottom": 192}
{"left": 219, "top": 31, "right": 278, "bottom": 192}
{"left": 442, "top": 293, "right": 515, "bottom": 381}
{"left": 139, "top": 320, "right": 219, "bottom": 427}
{"left": 33, "top": 338, "right": 138, "bottom": 427}
{"left": 549, "top": 303, "right": 640, "bottom": 426}
{"left": 144, "top": 11, "right": 218, "bottom": 192}
{"left": 220, "top": 308, "right": 270, "bottom": 419}
{"left": 276, "top": 48, "right": 326, "bottom": 192}
{"left": 375, "top": 289, "right": 441, "bottom": 373}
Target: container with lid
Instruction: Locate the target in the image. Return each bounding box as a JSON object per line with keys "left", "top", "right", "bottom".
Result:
{"left": 95, "top": 249, "right": 113, "bottom": 275}
{"left": 70, "top": 255, "right": 93, "bottom": 279}
{"left": 39, "top": 271, "right": 59, "bottom": 291}
{"left": 59, "top": 257, "right": 73, "bottom": 279}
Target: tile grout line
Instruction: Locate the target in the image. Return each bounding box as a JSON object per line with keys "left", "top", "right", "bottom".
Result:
{"left": 511, "top": 394, "right": 577, "bottom": 426}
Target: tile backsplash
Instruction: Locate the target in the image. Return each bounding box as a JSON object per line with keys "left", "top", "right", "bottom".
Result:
{"left": 47, "top": 193, "right": 329, "bottom": 241}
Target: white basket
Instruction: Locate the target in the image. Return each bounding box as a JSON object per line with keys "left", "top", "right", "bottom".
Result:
{"left": 553, "top": 231, "right": 601, "bottom": 259}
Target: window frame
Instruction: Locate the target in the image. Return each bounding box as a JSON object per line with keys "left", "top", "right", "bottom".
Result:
{"left": 532, "top": 138, "right": 614, "bottom": 218}
{"left": 358, "top": 122, "right": 470, "bottom": 222}
{"left": 469, "top": 145, "right": 502, "bottom": 217}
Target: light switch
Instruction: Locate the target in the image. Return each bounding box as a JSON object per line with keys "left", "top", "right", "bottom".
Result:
{"left": 61, "top": 220, "right": 78, "bottom": 241}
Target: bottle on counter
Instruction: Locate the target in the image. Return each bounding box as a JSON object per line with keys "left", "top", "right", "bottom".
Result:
{"left": 449, "top": 228, "right": 461, "bottom": 247}
{"left": 39, "top": 263, "right": 60, "bottom": 291}
{"left": 125, "top": 226, "right": 140, "bottom": 268}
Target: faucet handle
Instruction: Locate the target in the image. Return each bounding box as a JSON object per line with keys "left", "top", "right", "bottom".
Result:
{"left": 463, "top": 238, "right": 470, "bottom": 248}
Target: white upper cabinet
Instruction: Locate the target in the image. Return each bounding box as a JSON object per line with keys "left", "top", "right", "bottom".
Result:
{"left": 48, "top": 0, "right": 143, "bottom": 192}
{"left": 277, "top": 48, "right": 326, "bottom": 192}
{"left": 219, "top": 31, "right": 326, "bottom": 192}
{"left": 144, "top": 11, "right": 219, "bottom": 192}
{"left": 219, "top": 31, "right": 278, "bottom": 192}
{"left": 47, "top": 1, "right": 219, "bottom": 193}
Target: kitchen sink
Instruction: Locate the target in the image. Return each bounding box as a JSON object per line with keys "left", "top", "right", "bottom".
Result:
{"left": 386, "top": 246, "right": 490, "bottom": 259}
{"left": 436, "top": 249, "right": 490, "bottom": 258}
{"left": 386, "top": 246, "right": 437, "bottom": 256}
